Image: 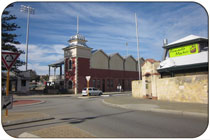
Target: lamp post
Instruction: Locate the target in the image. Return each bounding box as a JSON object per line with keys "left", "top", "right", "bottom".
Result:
{"left": 135, "top": 13, "right": 141, "bottom": 80}
{"left": 20, "top": 5, "right": 35, "bottom": 71}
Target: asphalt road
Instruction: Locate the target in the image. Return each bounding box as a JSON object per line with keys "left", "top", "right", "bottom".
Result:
{"left": 3, "top": 95, "right": 208, "bottom": 138}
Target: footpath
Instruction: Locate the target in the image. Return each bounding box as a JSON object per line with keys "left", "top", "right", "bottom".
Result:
{"left": 103, "top": 94, "right": 208, "bottom": 118}
{"left": 1, "top": 99, "right": 94, "bottom": 138}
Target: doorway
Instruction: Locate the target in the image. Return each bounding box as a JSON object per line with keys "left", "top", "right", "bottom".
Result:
{"left": 102, "top": 79, "right": 105, "bottom": 92}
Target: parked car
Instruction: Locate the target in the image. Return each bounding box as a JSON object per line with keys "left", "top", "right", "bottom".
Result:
{"left": 82, "top": 87, "right": 103, "bottom": 96}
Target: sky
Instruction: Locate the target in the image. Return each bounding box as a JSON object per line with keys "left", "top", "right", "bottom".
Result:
{"left": 2, "top": 1, "right": 208, "bottom": 75}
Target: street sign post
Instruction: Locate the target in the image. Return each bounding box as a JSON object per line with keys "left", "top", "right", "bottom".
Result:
{"left": 2, "top": 51, "right": 20, "bottom": 116}
{"left": 85, "top": 76, "right": 91, "bottom": 96}
{"left": 2, "top": 95, "right": 13, "bottom": 110}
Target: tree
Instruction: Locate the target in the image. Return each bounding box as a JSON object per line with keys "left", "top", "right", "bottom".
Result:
{"left": 2, "top": 4, "right": 24, "bottom": 71}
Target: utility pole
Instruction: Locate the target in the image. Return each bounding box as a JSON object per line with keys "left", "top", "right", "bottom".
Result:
{"left": 135, "top": 13, "right": 141, "bottom": 80}
{"left": 20, "top": 5, "right": 35, "bottom": 71}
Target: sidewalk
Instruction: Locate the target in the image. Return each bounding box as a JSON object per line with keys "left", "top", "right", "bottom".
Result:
{"left": 103, "top": 94, "right": 208, "bottom": 117}
{"left": 2, "top": 111, "right": 54, "bottom": 126}
{"left": 19, "top": 124, "right": 94, "bottom": 138}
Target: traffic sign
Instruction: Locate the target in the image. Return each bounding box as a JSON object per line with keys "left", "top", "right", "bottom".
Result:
{"left": 2, "top": 95, "right": 13, "bottom": 110}
{"left": 2, "top": 51, "right": 20, "bottom": 70}
{"left": 86, "top": 76, "right": 91, "bottom": 81}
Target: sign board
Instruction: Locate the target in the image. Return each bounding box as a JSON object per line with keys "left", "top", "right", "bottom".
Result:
{"left": 2, "top": 95, "right": 13, "bottom": 110}
{"left": 169, "top": 43, "right": 199, "bottom": 58}
{"left": 2, "top": 51, "right": 20, "bottom": 70}
{"left": 86, "top": 76, "right": 91, "bottom": 81}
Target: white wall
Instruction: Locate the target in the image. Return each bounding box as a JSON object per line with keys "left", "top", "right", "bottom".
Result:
{"left": 125, "top": 56, "right": 137, "bottom": 71}
{"left": 109, "top": 54, "right": 124, "bottom": 71}
{"left": 90, "top": 51, "right": 109, "bottom": 69}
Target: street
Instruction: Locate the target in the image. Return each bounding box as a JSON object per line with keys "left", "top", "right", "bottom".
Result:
{"left": 2, "top": 94, "right": 208, "bottom": 138}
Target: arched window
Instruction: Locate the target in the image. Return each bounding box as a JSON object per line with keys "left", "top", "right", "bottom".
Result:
{"left": 68, "top": 80, "right": 73, "bottom": 89}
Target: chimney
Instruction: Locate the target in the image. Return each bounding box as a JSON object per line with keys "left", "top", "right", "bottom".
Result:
{"left": 163, "top": 39, "right": 168, "bottom": 46}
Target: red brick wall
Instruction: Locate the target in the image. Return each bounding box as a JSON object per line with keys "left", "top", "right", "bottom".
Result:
{"left": 65, "top": 57, "right": 76, "bottom": 90}
{"left": 76, "top": 57, "right": 139, "bottom": 93}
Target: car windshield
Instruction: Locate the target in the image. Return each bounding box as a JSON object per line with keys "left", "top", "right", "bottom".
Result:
{"left": 83, "top": 88, "right": 86, "bottom": 90}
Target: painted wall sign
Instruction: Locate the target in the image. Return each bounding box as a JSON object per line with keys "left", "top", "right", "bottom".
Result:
{"left": 169, "top": 43, "right": 199, "bottom": 58}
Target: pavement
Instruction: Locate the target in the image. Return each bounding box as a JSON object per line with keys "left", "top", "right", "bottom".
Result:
{"left": 103, "top": 94, "right": 208, "bottom": 118}
{"left": 2, "top": 92, "right": 208, "bottom": 138}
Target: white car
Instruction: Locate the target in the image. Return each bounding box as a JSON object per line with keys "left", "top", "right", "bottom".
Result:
{"left": 82, "top": 87, "right": 103, "bottom": 96}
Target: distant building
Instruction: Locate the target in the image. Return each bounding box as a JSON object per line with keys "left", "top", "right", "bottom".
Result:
{"left": 49, "top": 32, "right": 145, "bottom": 94}
{"left": 65, "top": 33, "right": 144, "bottom": 94}
{"left": 2, "top": 70, "right": 33, "bottom": 94}
{"left": 157, "top": 35, "right": 208, "bottom": 78}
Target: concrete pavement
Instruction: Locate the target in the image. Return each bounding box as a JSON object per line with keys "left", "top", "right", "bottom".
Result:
{"left": 2, "top": 92, "right": 208, "bottom": 138}
{"left": 103, "top": 94, "right": 208, "bottom": 118}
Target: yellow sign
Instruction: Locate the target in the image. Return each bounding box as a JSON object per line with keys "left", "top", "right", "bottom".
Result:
{"left": 169, "top": 44, "right": 199, "bottom": 58}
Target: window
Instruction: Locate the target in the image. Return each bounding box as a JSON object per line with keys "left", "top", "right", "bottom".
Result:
{"left": 69, "top": 59, "right": 72, "bottom": 70}
{"left": 110, "top": 79, "right": 114, "bottom": 88}
{"left": 68, "top": 80, "right": 73, "bottom": 89}
{"left": 107, "top": 79, "right": 110, "bottom": 89}
{"left": 21, "top": 80, "right": 26, "bottom": 87}
{"left": 146, "top": 84, "right": 148, "bottom": 89}
{"left": 93, "top": 79, "right": 96, "bottom": 88}
{"left": 93, "top": 87, "right": 98, "bottom": 90}
{"left": 97, "top": 80, "right": 101, "bottom": 89}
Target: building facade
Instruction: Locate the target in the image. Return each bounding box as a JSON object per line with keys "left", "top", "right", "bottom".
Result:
{"left": 132, "top": 35, "right": 208, "bottom": 104}
{"left": 62, "top": 33, "right": 141, "bottom": 94}
{"left": 157, "top": 35, "right": 208, "bottom": 77}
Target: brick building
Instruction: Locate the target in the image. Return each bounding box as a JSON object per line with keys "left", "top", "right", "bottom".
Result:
{"left": 60, "top": 32, "right": 143, "bottom": 94}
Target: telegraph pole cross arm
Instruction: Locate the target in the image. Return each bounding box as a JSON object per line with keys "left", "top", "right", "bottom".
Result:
{"left": 2, "top": 51, "right": 21, "bottom": 70}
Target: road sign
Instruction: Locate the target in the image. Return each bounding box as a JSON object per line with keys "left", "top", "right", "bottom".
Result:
{"left": 2, "top": 51, "right": 20, "bottom": 70}
{"left": 86, "top": 76, "right": 91, "bottom": 81}
{"left": 2, "top": 95, "right": 13, "bottom": 110}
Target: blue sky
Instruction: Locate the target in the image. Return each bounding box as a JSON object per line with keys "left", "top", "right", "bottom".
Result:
{"left": 3, "top": 2, "right": 208, "bottom": 75}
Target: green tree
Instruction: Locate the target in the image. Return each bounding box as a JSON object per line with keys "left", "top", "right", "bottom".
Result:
{"left": 2, "top": 4, "right": 24, "bottom": 71}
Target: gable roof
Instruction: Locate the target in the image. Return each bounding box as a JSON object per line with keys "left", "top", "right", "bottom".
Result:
{"left": 109, "top": 53, "right": 124, "bottom": 60}
{"left": 124, "top": 55, "right": 137, "bottom": 62}
{"left": 91, "top": 49, "right": 109, "bottom": 58}
{"left": 145, "top": 59, "right": 158, "bottom": 63}
{"left": 164, "top": 35, "right": 208, "bottom": 49}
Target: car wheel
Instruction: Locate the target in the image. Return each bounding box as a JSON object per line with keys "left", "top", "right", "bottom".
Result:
{"left": 99, "top": 93, "right": 102, "bottom": 96}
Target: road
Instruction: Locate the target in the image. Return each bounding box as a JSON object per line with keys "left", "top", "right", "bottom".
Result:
{"left": 3, "top": 95, "right": 208, "bottom": 138}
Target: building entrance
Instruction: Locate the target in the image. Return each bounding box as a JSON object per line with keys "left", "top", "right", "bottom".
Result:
{"left": 102, "top": 79, "right": 105, "bottom": 92}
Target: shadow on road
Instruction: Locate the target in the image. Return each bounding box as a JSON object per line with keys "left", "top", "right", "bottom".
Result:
{"left": 4, "top": 110, "right": 134, "bottom": 132}
{"left": 60, "top": 110, "right": 134, "bottom": 124}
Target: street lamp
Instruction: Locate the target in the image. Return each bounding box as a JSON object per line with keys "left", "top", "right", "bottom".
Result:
{"left": 135, "top": 13, "right": 141, "bottom": 80}
{"left": 20, "top": 5, "right": 35, "bottom": 71}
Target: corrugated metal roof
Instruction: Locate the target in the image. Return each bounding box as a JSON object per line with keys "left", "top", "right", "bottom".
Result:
{"left": 157, "top": 51, "right": 208, "bottom": 70}
{"left": 166, "top": 35, "right": 208, "bottom": 46}
{"left": 48, "top": 58, "right": 64, "bottom": 67}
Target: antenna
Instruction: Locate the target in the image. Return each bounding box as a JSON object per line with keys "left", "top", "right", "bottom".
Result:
{"left": 77, "top": 16, "right": 79, "bottom": 34}
{"left": 126, "top": 42, "right": 128, "bottom": 57}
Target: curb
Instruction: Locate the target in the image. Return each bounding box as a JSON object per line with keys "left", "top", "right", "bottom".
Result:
{"left": 13, "top": 100, "right": 46, "bottom": 107}
{"left": 18, "top": 132, "right": 40, "bottom": 138}
{"left": 2, "top": 116, "right": 55, "bottom": 127}
{"left": 102, "top": 99, "right": 208, "bottom": 118}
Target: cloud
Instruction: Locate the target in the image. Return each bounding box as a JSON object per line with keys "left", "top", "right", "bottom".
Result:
{"left": 18, "top": 63, "right": 49, "bottom": 75}
{"left": 8, "top": 2, "right": 208, "bottom": 75}
{"left": 15, "top": 43, "right": 65, "bottom": 65}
